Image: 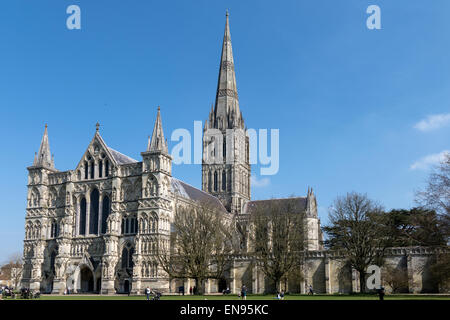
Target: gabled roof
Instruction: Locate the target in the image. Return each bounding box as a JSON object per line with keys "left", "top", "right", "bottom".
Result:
{"left": 242, "top": 197, "right": 308, "bottom": 215}
{"left": 74, "top": 129, "right": 138, "bottom": 171}
{"left": 171, "top": 178, "right": 227, "bottom": 213}
{"left": 107, "top": 147, "right": 138, "bottom": 165}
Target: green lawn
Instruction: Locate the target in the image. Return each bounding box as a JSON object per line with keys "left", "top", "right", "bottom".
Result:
{"left": 3, "top": 294, "right": 450, "bottom": 301}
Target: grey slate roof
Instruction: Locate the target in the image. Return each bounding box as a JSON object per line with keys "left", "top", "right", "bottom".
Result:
{"left": 242, "top": 197, "right": 307, "bottom": 215}
{"left": 171, "top": 178, "right": 227, "bottom": 213}
{"left": 107, "top": 147, "right": 138, "bottom": 165}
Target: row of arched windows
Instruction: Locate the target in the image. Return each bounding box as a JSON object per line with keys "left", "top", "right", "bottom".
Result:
{"left": 78, "top": 190, "right": 110, "bottom": 235}
{"left": 207, "top": 169, "right": 230, "bottom": 192}
{"left": 25, "top": 221, "right": 41, "bottom": 239}
{"left": 82, "top": 159, "right": 110, "bottom": 180}
{"left": 160, "top": 217, "right": 169, "bottom": 232}
{"left": 138, "top": 214, "right": 170, "bottom": 234}
{"left": 28, "top": 187, "right": 66, "bottom": 209}
{"left": 121, "top": 216, "right": 138, "bottom": 235}
{"left": 29, "top": 189, "right": 40, "bottom": 208}
{"left": 141, "top": 240, "right": 157, "bottom": 254}
{"left": 139, "top": 216, "right": 157, "bottom": 234}
{"left": 141, "top": 261, "right": 158, "bottom": 278}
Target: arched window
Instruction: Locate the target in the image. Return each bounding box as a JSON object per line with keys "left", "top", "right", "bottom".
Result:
{"left": 90, "top": 162, "right": 95, "bottom": 179}
{"left": 223, "top": 138, "right": 226, "bottom": 159}
{"left": 101, "top": 196, "right": 110, "bottom": 234}
{"left": 222, "top": 170, "right": 226, "bottom": 191}
{"left": 84, "top": 161, "right": 88, "bottom": 179}
{"left": 50, "top": 250, "right": 57, "bottom": 274}
{"left": 130, "top": 218, "right": 135, "bottom": 235}
{"left": 121, "top": 247, "right": 128, "bottom": 268}
{"left": 128, "top": 247, "right": 134, "bottom": 268}
{"left": 50, "top": 220, "right": 58, "bottom": 238}
{"left": 89, "top": 189, "right": 99, "bottom": 235}
{"left": 79, "top": 198, "right": 87, "bottom": 235}
{"left": 99, "top": 160, "right": 103, "bottom": 178}
{"left": 125, "top": 218, "right": 130, "bottom": 234}
{"left": 105, "top": 160, "right": 109, "bottom": 177}
{"left": 214, "top": 171, "right": 218, "bottom": 191}
{"left": 121, "top": 245, "right": 134, "bottom": 269}
{"left": 208, "top": 171, "right": 212, "bottom": 192}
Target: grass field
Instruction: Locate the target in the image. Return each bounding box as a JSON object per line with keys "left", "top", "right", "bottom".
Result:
{"left": 3, "top": 294, "right": 450, "bottom": 301}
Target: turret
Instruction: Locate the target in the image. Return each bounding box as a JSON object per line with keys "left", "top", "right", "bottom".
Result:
{"left": 32, "top": 124, "right": 55, "bottom": 170}
{"left": 141, "top": 107, "right": 172, "bottom": 198}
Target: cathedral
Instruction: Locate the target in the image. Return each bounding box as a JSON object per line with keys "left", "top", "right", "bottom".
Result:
{"left": 20, "top": 13, "right": 321, "bottom": 295}
{"left": 21, "top": 13, "right": 437, "bottom": 295}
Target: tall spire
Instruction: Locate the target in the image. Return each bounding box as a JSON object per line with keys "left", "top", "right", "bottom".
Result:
{"left": 148, "top": 106, "right": 168, "bottom": 153}
{"left": 213, "top": 11, "right": 243, "bottom": 130}
{"left": 34, "top": 124, "right": 54, "bottom": 168}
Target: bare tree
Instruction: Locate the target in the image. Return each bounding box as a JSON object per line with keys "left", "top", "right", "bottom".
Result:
{"left": 416, "top": 153, "right": 450, "bottom": 289}
{"left": 382, "top": 265, "right": 409, "bottom": 293}
{"left": 323, "top": 192, "right": 389, "bottom": 292}
{"left": 157, "top": 201, "right": 233, "bottom": 294}
{"left": 248, "top": 198, "right": 306, "bottom": 293}
{"left": 429, "top": 251, "right": 450, "bottom": 291}
{"left": 416, "top": 152, "right": 450, "bottom": 241}
{"left": 0, "top": 252, "right": 23, "bottom": 289}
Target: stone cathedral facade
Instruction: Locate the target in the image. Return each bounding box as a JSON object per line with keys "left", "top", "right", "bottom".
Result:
{"left": 21, "top": 14, "right": 440, "bottom": 295}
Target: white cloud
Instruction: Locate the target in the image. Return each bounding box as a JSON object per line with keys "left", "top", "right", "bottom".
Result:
{"left": 414, "top": 113, "right": 450, "bottom": 132}
{"left": 251, "top": 176, "right": 270, "bottom": 187}
{"left": 410, "top": 150, "right": 450, "bottom": 170}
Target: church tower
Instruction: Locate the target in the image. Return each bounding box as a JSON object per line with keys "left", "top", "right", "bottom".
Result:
{"left": 23, "top": 124, "right": 58, "bottom": 291}
{"left": 137, "top": 107, "right": 173, "bottom": 293}
{"left": 202, "top": 12, "right": 251, "bottom": 213}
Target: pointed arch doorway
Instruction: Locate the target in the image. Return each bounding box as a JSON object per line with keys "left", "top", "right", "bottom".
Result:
{"left": 124, "top": 280, "right": 130, "bottom": 294}
{"left": 80, "top": 267, "right": 94, "bottom": 292}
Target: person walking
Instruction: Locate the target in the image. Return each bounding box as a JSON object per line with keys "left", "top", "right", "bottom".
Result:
{"left": 378, "top": 286, "right": 385, "bottom": 301}
{"left": 145, "top": 287, "right": 151, "bottom": 301}
{"left": 280, "top": 290, "right": 285, "bottom": 300}
{"left": 308, "top": 285, "right": 314, "bottom": 295}
{"left": 241, "top": 285, "right": 247, "bottom": 300}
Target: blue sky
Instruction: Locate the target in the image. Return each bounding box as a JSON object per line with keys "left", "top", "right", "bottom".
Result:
{"left": 0, "top": 0, "right": 449, "bottom": 259}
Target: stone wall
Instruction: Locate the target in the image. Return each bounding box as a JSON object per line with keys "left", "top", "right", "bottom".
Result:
{"left": 221, "top": 247, "right": 447, "bottom": 294}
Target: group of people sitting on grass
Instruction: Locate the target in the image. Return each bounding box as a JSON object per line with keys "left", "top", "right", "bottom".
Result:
{"left": 0, "top": 287, "right": 40, "bottom": 299}
{"left": 20, "top": 288, "right": 40, "bottom": 299}
{"left": 275, "top": 290, "right": 285, "bottom": 299}
{"left": 0, "top": 286, "right": 15, "bottom": 298}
